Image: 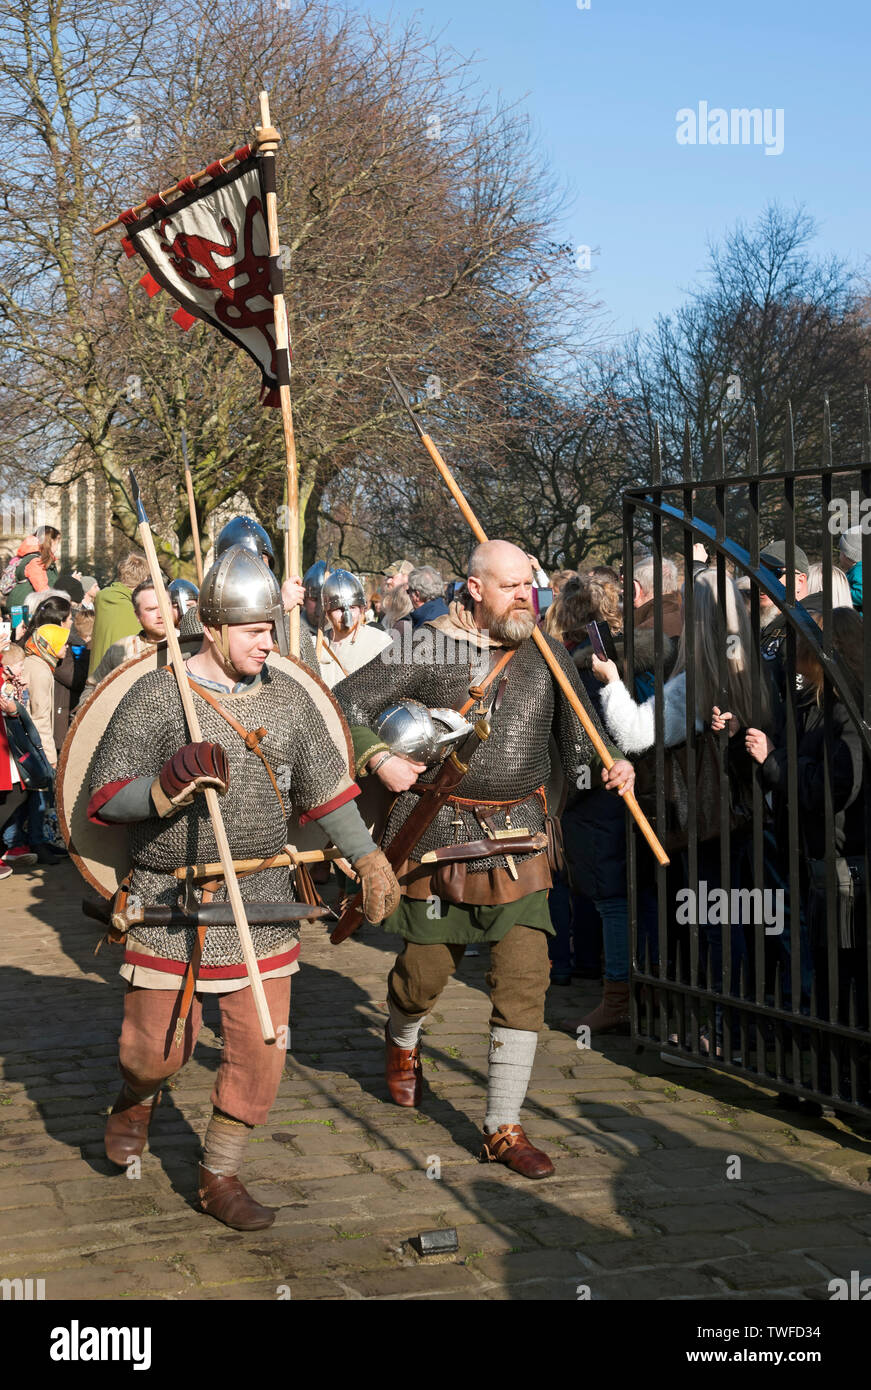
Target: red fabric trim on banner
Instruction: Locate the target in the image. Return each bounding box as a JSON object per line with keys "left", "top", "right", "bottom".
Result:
{"left": 119, "top": 209, "right": 138, "bottom": 226}
{"left": 139, "top": 272, "right": 161, "bottom": 298}
{"left": 172, "top": 306, "right": 196, "bottom": 331}
{"left": 299, "top": 783, "right": 361, "bottom": 825}
{"left": 233, "top": 145, "right": 251, "bottom": 163}
{"left": 121, "top": 237, "right": 136, "bottom": 258}
{"left": 87, "top": 778, "right": 135, "bottom": 826}
{"left": 260, "top": 385, "right": 281, "bottom": 408}
{"left": 123, "top": 944, "right": 301, "bottom": 979}
{"left": 145, "top": 192, "right": 166, "bottom": 211}
{"left": 177, "top": 176, "right": 196, "bottom": 193}
{"left": 204, "top": 159, "right": 226, "bottom": 178}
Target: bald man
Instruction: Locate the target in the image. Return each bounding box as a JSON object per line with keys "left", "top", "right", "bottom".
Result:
{"left": 335, "top": 540, "right": 633, "bottom": 1178}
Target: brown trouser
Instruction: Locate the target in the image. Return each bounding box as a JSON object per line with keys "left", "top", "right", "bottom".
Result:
{"left": 388, "top": 924, "right": 551, "bottom": 1033}
{"left": 118, "top": 976, "right": 290, "bottom": 1127}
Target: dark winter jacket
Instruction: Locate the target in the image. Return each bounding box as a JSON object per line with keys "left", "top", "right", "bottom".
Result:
{"left": 561, "top": 645, "right": 630, "bottom": 901}
{"left": 761, "top": 693, "right": 867, "bottom": 860}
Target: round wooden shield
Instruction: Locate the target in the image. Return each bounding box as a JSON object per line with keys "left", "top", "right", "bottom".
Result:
{"left": 56, "top": 643, "right": 352, "bottom": 900}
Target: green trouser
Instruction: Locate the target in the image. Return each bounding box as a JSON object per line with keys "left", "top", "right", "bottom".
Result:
{"left": 388, "top": 921, "right": 551, "bottom": 1033}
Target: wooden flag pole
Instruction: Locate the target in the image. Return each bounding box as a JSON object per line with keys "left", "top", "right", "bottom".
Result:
{"left": 129, "top": 471, "right": 277, "bottom": 1044}
{"left": 386, "top": 368, "right": 670, "bottom": 868}
{"left": 181, "top": 429, "right": 204, "bottom": 586}
{"left": 255, "top": 89, "right": 300, "bottom": 658}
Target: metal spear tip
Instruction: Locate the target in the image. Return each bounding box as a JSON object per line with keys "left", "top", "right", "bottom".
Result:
{"left": 180, "top": 427, "right": 190, "bottom": 469}
{"left": 386, "top": 366, "right": 426, "bottom": 440}
{"left": 128, "top": 469, "right": 148, "bottom": 525}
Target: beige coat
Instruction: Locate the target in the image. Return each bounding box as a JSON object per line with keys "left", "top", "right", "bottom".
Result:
{"left": 21, "top": 652, "right": 58, "bottom": 767}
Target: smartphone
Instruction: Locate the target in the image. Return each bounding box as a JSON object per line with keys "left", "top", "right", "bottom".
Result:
{"left": 534, "top": 586, "right": 554, "bottom": 617}
{"left": 586, "top": 620, "right": 619, "bottom": 663}
{"left": 9, "top": 607, "right": 24, "bottom": 636}
{"left": 0, "top": 621, "right": 10, "bottom": 643}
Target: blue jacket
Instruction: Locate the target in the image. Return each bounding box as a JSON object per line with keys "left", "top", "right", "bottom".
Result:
{"left": 410, "top": 596, "right": 449, "bottom": 628}
{"left": 847, "top": 561, "right": 863, "bottom": 613}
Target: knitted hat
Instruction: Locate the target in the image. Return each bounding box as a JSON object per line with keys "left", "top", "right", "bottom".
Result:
{"left": 839, "top": 525, "right": 864, "bottom": 565}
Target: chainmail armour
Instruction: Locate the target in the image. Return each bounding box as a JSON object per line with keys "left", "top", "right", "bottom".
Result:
{"left": 178, "top": 607, "right": 318, "bottom": 672}
{"left": 334, "top": 626, "right": 606, "bottom": 871}
{"left": 90, "top": 665, "right": 354, "bottom": 968}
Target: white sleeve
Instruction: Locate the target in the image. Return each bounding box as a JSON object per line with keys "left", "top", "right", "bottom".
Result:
{"left": 598, "top": 680, "right": 655, "bottom": 753}
{"left": 598, "top": 672, "right": 688, "bottom": 754}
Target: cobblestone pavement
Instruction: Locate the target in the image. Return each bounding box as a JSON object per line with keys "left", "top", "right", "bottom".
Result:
{"left": 1, "top": 861, "right": 870, "bottom": 1302}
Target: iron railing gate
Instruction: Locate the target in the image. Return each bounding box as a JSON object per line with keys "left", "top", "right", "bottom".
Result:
{"left": 622, "top": 402, "right": 871, "bottom": 1116}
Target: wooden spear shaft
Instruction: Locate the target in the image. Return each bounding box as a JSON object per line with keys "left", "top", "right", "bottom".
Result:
{"left": 181, "top": 429, "right": 204, "bottom": 586}
{"left": 129, "top": 471, "right": 277, "bottom": 1043}
{"left": 255, "top": 89, "right": 300, "bottom": 658}
{"left": 385, "top": 369, "right": 670, "bottom": 868}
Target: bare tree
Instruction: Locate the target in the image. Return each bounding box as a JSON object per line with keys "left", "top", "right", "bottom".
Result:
{"left": 0, "top": 0, "right": 602, "bottom": 574}
{"left": 620, "top": 204, "right": 868, "bottom": 482}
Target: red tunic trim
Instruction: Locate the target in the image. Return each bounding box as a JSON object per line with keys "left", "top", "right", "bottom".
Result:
{"left": 87, "top": 778, "right": 136, "bottom": 825}
{"left": 298, "top": 782, "right": 361, "bottom": 825}
{"left": 123, "top": 943, "right": 301, "bottom": 979}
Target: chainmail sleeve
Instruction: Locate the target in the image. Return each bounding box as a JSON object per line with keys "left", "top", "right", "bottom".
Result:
{"left": 543, "top": 634, "right": 620, "bottom": 782}
{"left": 90, "top": 669, "right": 183, "bottom": 795}
{"left": 332, "top": 630, "right": 430, "bottom": 729}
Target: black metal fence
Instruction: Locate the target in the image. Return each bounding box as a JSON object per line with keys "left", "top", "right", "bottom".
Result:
{"left": 623, "top": 402, "right": 871, "bottom": 1115}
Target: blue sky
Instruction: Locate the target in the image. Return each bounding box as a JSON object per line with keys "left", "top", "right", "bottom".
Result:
{"left": 356, "top": 0, "right": 870, "bottom": 343}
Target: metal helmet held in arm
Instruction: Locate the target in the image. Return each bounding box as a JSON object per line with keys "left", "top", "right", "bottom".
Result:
{"left": 321, "top": 569, "right": 365, "bottom": 629}
{"left": 215, "top": 515, "right": 276, "bottom": 569}
{"left": 198, "top": 545, "right": 288, "bottom": 656}
{"left": 167, "top": 578, "right": 199, "bottom": 617}
{"left": 374, "top": 701, "right": 473, "bottom": 767}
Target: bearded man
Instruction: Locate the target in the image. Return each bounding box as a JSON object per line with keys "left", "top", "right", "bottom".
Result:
{"left": 333, "top": 540, "right": 634, "bottom": 1177}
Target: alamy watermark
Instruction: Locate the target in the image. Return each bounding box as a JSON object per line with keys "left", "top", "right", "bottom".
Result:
{"left": 0, "top": 498, "right": 49, "bottom": 537}
{"left": 675, "top": 880, "right": 784, "bottom": 934}
{"left": 676, "top": 102, "right": 784, "bottom": 156}
{"left": 1, "top": 1277, "right": 45, "bottom": 1299}
{"left": 827, "top": 493, "right": 871, "bottom": 535}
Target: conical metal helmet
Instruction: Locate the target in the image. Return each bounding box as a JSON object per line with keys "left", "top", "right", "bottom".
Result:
{"left": 168, "top": 578, "right": 199, "bottom": 616}
{"left": 321, "top": 569, "right": 365, "bottom": 629}
{"left": 215, "top": 515, "right": 276, "bottom": 569}
{"left": 199, "top": 546, "right": 288, "bottom": 656}
{"left": 303, "top": 560, "right": 330, "bottom": 624}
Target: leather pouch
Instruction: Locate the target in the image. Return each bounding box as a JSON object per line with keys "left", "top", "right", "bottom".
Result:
{"left": 545, "top": 815, "right": 565, "bottom": 872}
{"left": 431, "top": 859, "right": 467, "bottom": 904}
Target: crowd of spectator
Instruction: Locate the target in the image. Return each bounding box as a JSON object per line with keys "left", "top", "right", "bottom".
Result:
{"left": 0, "top": 538, "right": 170, "bottom": 879}
{"left": 542, "top": 533, "right": 867, "bottom": 1108}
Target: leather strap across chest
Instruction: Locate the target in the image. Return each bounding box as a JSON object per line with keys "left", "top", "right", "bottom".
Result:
{"left": 165, "top": 669, "right": 286, "bottom": 814}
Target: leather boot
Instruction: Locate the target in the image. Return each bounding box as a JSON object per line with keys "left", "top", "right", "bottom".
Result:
{"left": 577, "top": 980, "right": 631, "bottom": 1034}
{"left": 384, "top": 1021, "right": 422, "bottom": 1107}
{"left": 197, "top": 1164, "right": 276, "bottom": 1231}
{"left": 479, "top": 1124, "right": 554, "bottom": 1178}
{"left": 104, "top": 1086, "right": 158, "bottom": 1166}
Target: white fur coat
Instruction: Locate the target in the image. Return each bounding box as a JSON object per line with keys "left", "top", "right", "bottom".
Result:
{"left": 598, "top": 670, "right": 700, "bottom": 754}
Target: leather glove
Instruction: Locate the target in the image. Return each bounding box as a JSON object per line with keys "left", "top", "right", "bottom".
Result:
{"left": 152, "top": 741, "right": 229, "bottom": 817}
{"left": 353, "top": 849, "right": 401, "bottom": 924}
